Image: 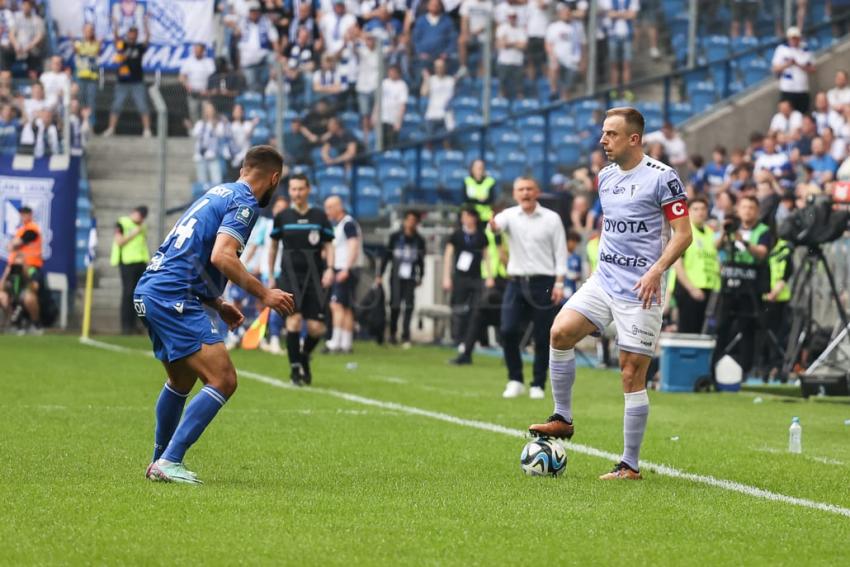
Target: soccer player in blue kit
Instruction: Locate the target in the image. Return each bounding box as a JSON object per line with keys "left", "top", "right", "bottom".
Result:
{"left": 529, "top": 108, "right": 693, "bottom": 479}
{"left": 135, "top": 145, "right": 295, "bottom": 484}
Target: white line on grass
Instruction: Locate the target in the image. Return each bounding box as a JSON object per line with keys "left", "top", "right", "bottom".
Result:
{"left": 81, "top": 338, "right": 850, "bottom": 519}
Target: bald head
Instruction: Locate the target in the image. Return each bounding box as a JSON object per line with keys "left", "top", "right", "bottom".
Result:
{"left": 324, "top": 195, "right": 345, "bottom": 222}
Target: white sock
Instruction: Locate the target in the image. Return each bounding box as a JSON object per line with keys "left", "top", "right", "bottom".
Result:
{"left": 341, "top": 330, "right": 353, "bottom": 351}
{"left": 328, "top": 327, "right": 341, "bottom": 349}
{"left": 549, "top": 347, "right": 576, "bottom": 421}
{"left": 622, "top": 389, "right": 650, "bottom": 471}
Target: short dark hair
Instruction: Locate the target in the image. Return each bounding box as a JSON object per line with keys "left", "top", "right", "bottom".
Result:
{"left": 739, "top": 194, "right": 760, "bottom": 207}
{"left": 403, "top": 209, "right": 421, "bottom": 221}
{"left": 288, "top": 172, "right": 310, "bottom": 187}
{"left": 688, "top": 196, "right": 709, "bottom": 208}
{"left": 460, "top": 207, "right": 480, "bottom": 220}
{"left": 134, "top": 205, "right": 149, "bottom": 219}
{"left": 713, "top": 145, "right": 727, "bottom": 156}
{"left": 19, "top": 205, "right": 32, "bottom": 214}
{"left": 244, "top": 145, "right": 283, "bottom": 175}
{"left": 605, "top": 107, "right": 645, "bottom": 137}
{"left": 566, "top": 230, "right": 581, "bottom": 242}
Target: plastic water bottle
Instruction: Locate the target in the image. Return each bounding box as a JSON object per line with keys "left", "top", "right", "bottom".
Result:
{"left": 788, "top": 417, "right": 802, "bottom": 454}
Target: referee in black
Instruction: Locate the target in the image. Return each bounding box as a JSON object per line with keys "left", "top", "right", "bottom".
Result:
{"left": 268, "top": 173, "right": 335, "bottom": 385}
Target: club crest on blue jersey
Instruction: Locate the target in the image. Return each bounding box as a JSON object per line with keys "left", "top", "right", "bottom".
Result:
{"left": 667, "top": 179, "right": 684, "bottom": 197}
{"left": 235, "top": 205, "right": 255, "bottom": 226}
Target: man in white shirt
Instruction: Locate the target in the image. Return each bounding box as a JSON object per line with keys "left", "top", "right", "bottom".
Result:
{"left": 768, "top": 99, "right": 803, "bottom": 135}
{"left": 377, "top": 64, "right": 408, "bottom": 147}
{"left": 827, "top": 70, "right": 850, "bottom": 114}
{"left": 812, "top": 90, "right": 845, "bottom": 135}
{"left": 643, "top": 122, "right": 688, "bottom": 168}
{"left": 320, "top": 0, "right": 358, "bottom": 58}
{"left": 39, "top": 55, "right": 71, "bottom": 109}
{"left": 457, "top": 0, "right": 493, "bottom": 78}
{"left": 421, "top": 58, "right": 455, "bottom": 136}
{"left": 355, "top": 32, "right": 380, "bottom": 134}
{"left": 771, "top": 26, "right": 815, "bottom": 112}
{"left": 526, "top": 0, "right": 551, "bottom": 82}
{"left": 179, "top": 43, "right": 216, "bottom": 130}
{"left": 545, "top": 4, "right": 586, "bottom": 100}
{"left": 599, "top": 0, "right": 639, "bottom": 86}
{"left": 496, "top": 10, "right": 527, "bottom": 100}
{"left": 489, "top": 176, "right": 566, "bottom": 400}
{"left": 229, "top": 2, "right": 279, "bottom": 93}
{"left": 10, "top": 0, "right": 44, "bottom": 79}
{"left": 312, "top": 54, "right": 346, "bottom": 107}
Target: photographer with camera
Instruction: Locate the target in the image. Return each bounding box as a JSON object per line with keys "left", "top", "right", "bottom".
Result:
{"left": 712, "top": 196, "right": 775, "bottom": 377}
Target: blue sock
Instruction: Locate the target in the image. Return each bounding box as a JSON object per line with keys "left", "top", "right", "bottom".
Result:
{"left": 161, "top": 385, "right": 228, "bottom": 464}
{"left": 268, "top": 310, "right": 284, "bottom": 338}
{"left": 152, "top": 382, "right": 190, "bottom": 462}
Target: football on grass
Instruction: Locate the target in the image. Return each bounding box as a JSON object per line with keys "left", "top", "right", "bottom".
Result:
{"left": 520, "top": 437, "right": 567, "bottom": 477}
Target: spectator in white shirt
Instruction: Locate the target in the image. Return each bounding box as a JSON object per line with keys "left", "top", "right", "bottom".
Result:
{"left": 768, "top": 100, "right": 803, "bottom": 135}
{"left": 496, "top": 11, "right": 527, "bottom": 100}
{"left": 228, "top": 2, "right": 280, "bottom": 93}
{"left": 9, "top": 0, "right": 44, "bottom": 80}
{"left": 179, "top": 43, "right": 216, "bottom": 131}
{"left": 192, "top": 101, "right": 227, "bottom": 186}
{"left": 457, "top": 0, "right": 493, "bottom": 78}
{"left": 355, "top": 32, "right": 380, "bottom": 135}
{"left": 20, "top": 108, "right": 58, "bottom": 158}
{"left": 754, "top": 135, "right": 793, "bottom": 182}
{"left": 320, "top": 0, "right": 357, "bottom": 58}
{"left": 313, "top": 53, "right": 346, "bottom": 107}
{"left": 644, "top": 122, "right": 688, "bottom": 168}
{"left": 22, "top": 81, "right": 51, "bottom": 122}
{"left": 545, "top": 4, "right": 586, "bottom": 101}
{"left": 822, "top": 125, "right": 848, "bottom": 164}
{"left": 226, "top": 103, "right": 260, "bottom": 175}
{"left": 39, "top": 56, "right": 71, "bottom": 110}
{"left": 526, "top": 0, "right": 551, "bottom": 82}
{"left": 377, "top": 64, "right": 408, "bottom": 147}
{"left": 827, "top": 70, "right": 850, "bottom": 113}
{"left": 771, "top": 26, "right": 815, "bottom": 112}
{"left": 421, "top": 58, "right": 455, "bottom": 138}
{"left": 812, "top": 91, "right": 845, "bottom": 135}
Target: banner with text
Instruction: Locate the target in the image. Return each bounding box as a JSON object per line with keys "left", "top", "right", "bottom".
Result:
{"left": 55, "top": 0, "right": 215, "bottom": 74}
{"left": 0, "top": 157, "right": 81, "bottom": 287}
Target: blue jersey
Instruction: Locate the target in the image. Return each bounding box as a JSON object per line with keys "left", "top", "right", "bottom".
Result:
{"left": 136, "top": 182, "right": 259, "bottom": 301}
{"left": 565, "top": 252, "right": 582, "bottom": 298}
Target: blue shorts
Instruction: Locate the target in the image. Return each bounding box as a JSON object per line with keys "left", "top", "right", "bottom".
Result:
{"left": 134, "top": 295, "right": 222, "bottom": 362}
{"left": 331, "top": 269, "right": 358, "bottom": 308}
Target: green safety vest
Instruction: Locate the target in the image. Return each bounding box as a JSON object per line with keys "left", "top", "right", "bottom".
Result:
{"left": 732, "top": 222, "right": 770, "bottom": 265}
{"left": 681, "top": 223, "right": 721, "bottom": 291}
{"left": 484, "top": 228, "right": 507, "bottom": 279}
{"left": 766, "top": 239, "right": 792, "bottom": 302}
{"left": 586, "top": 235, "right": 600, "bottom": 273}
{"left": 111, "top": 216, "right": 150, "bottom": 266}
{"left": 464, "top": 175, "right": 496, "bottom": 222}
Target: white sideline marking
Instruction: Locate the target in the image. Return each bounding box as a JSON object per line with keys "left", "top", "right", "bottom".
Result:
{"left": 81, "top": 338, "right": 850, "bottom": 519}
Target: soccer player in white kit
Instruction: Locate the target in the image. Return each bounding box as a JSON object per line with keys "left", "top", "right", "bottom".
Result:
{"left": 529, "top": 107, "right": 693, "bottom": 479}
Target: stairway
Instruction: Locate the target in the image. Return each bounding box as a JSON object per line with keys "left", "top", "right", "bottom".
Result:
{"left": 85, "top": 135, "right": 194, "bottom": 334}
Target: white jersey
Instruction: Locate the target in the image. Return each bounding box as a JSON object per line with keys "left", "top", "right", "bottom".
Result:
{"left": 333, "top": 214, "right": 363, "bottom": 270}
{"left": 595, "top": 154, "right": 687, "bottom": 303}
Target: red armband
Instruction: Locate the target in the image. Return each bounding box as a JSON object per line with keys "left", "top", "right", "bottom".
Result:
{"left": 663, "top": 200, "right": 689, "bottom": 221}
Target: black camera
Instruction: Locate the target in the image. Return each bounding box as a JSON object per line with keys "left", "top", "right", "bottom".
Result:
{"left": 723, "top": 215, "right": 741, "bottom": 235}
{"left": 779, "top": 195, "right": 849, "bottom": 247}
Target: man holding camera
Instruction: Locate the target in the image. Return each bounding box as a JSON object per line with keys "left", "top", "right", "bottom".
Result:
{"left": 713, "top": 195, "right": 774, "bottom": 376}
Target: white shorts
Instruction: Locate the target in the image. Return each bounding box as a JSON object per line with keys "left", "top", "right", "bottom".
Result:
{"left": 563, "top": 274, "right": 663, "bottom": 357}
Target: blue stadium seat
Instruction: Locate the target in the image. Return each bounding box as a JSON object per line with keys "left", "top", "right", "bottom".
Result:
{"left": 703, "top": 35, "right": 730, "bottom": 62}
{"left": 464, "top": 149, "right": 495, "bottom": 165}
{"left": 521, "top": 131, "right": 545, "bottom": 156}
{"left": 403, "top": 148, "right": 433, "bottom": 170}
{"left": 669, "top": 102, "right": 693, "bottom": 125}
{"left": 741, "top": 59, "right": 770, "bottom": 86}
{"left": 382, "top": 178, "right": 406, "bottom": 205}
{"left": 376, "top": 150, "right": 404, "bottom": 170}
{"left": 355, "top": 185, "right": 382, "bottom": 218}
{"left": 450, "top": 96, "right": 479, "bottom": 112}
{"left": 494, "top": 130, "right": 521, "bottom": 147}
{"left": 246, "top": 107, "right": 267, "bottom": 123}
{"left": 411, "top": 166, "right": 440, "bottom": 204}
{"left": 512, "top": 99, "right": 540, "bottom": 115}
{"left": 78, "top": 179, "right": 90, "bottom": 198}
{"left": 236, "top": 92, "right": 263, "bottom": 110}
{"left": 518, "top": 115, "right": 544, "bottom": 130}
{"left": 556, "top": 135, "right": 581, "bottom": 166}
{"left": 434, "top": 149, "right": 465, "bottom": 167}
{"left": 354, "top": 165, "right": 377, "bottom": 183}
{"left": 251, "top": 125, "right": 271, "bottom": 145}
{"left": 438, "top": 164, "right": 466, "bottom": 189}
{"left": 316, "top": 166, "right": 346, "bottom": 188}
{"left": 500, "top": 151, "right": 528, "bottom": 182}
{"left": 340, "top": 110, "right": 360, "bottom": 131}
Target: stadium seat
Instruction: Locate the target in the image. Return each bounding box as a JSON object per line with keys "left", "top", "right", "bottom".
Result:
{"left": 411, "top": 166, "right": 439, "bottom": 204}
{"left": 376, "top": 150, "right": 404, "bottom": 170}
{"left": 555, "top": 135, "right": 581, "bottom": 166}
{"left": 251, "top": 125, "right": 271, "bottom": 145}
{"left": 669, "top": 102, "right": 693, "bottom": 125}
{"left": 340, "top": 111, "right": 360, "bottom": 131}
{"left": 403, "top": 148, "right": 433, "bottom": 171}
{"left": 321, "top": 183, "right": 351, "bottom": 202}
{"left": 354, "top": 165, "right": 377, "bottom": 184}
{"left": 512, "top": 99, "right": 540, "bottom": 115}
{"left": 741, "top": 59, "right": 770, "bottom": 86}
{"left": 518, "top": 115, "right": 544, "bottom": 130}
{"left": 493, "top": 130, "right": 521, "bottom": 148}
{"left": 450, "top": 95, "right": 479, "bottom": 112}
{"left": 438, "top": 164, "right": 467, "bottom": 190}
{"left": 520, "top": 131, "right": 545, "bottom": 156}
{"left": 355, "top": 185, "right": 382, "bottom": 218}
{"left": 500, "top": 151, "right": 528, "bottom": 182}
{"left": 235, "top": 92, "right": 264, "bottom": 110}
{"left": 246, "top": 107, "right": 267, "bottom": 123}
{"left": 434, "top": 149, "right": 465, "bottom": 168}
{"left": 382, "top": 178, "right": 406, "bottom": 205}
{"left": 703, "top": 35, "right": 730, "bottom": 62}
{"left": 464, "top": 149, "right": 495, "bottom": 165}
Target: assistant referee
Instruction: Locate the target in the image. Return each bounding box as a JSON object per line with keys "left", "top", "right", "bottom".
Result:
{"left": 489, "top": 176, "right": 567, "bottom": 400}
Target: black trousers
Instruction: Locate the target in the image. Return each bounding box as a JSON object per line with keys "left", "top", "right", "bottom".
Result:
{"left": 780, "top": 91, "right": 810, "bottom": 114}
{"left": 462, "top": 278, "right": 506, "bottom": 354}
{"left": 450, "top": 276, "right": 482, "bottom": 343}
{"left": 389, "top": 277, "right": 416, "bottom": 341}
{"left": 500, "top": 276, "right": 557, "bottom": 388}
{"left": 760, "top": 300, "right": 789, "bottom": 372}
{"left": 674, "top": 287, "right": 712, "bottom": 334}
{"left": 712, "top": 293, "right": 762, "bottom": 375}
{"left": 120, "top": 262, "right": 147, "bottom": 334}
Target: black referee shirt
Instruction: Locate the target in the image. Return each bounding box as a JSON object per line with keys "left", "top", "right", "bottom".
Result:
{"left": 271, "top": 207, "right": 334, "bottom": 274}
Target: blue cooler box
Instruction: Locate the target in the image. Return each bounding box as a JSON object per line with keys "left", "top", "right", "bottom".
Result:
{"left": 659, "top": 333, "right": 716, "bottom": 392}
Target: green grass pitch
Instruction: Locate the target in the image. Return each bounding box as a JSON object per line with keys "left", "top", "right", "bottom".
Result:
{"left": 2, "top": 335, "right": 849, "bottom": 565}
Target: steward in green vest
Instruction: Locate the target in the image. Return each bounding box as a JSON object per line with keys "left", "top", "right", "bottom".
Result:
{"left": 463, "top": 159, "right": 496, "bottom": 225}
{"left": 761, "top": 238, "right": 794, "bottom": 373}
{"left": 764, "top": 239, "right": 793, "bottom": 304}
{"left": 483, "top": 227, "right": 507, "bottom": 280}
{"left": 586, "top": 232, "right": 600, "bottom": 273}
{"left": 671, "top": 197, "right": 719, "bottom": 333}
{"left": 112, "top": 206, "right": 150, "bottom": 335}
